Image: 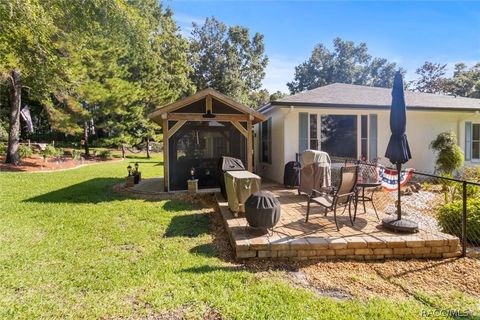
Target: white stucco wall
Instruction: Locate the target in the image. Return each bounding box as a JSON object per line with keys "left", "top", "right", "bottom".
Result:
{"left": 255, "top": 105, "right": 480, "bottom": 183}
{"left": 254, "top": 108, "right": 285, "bottom": 183}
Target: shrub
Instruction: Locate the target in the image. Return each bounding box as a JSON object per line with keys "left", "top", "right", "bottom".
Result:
{"left": 438, "top": 198, "right": 480, "bottom": 242}
{"left": 0, "top": 142, "right": 6, "bottom": 155}
{"left": 72, "top": 149, "right": 82, "bottom": 160}
{"left": 460, "top": 167, "right": 480, "bottom": 183}
{"left": 0, "top": 120, "right": 8, "bottom": 142}
{"left": 430, "top": 131, "right": 464, "bottom": 174}
{"left": 19, "top": 144, "right": 33, "bottom": 159}
{"left": 42, "top": 145, "right": 62, "bottom": 158}
{"left": 98, "top": 150, "right": 112, "bottom": 160}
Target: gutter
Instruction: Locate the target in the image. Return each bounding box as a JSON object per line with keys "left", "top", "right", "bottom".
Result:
{"left": 270, "top": 101, "right": 480, "bottom": 112}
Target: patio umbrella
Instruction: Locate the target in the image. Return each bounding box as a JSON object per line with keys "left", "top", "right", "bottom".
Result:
{"left": 382, "top": 72, "right": 418, "bottom": 232}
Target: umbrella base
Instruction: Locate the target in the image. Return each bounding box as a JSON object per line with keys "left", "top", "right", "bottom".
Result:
{"left": 382, "top": 216, "right": 418, "bottom": 233}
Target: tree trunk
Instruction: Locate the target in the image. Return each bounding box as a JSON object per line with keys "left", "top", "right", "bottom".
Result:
{"left": 6, "top": 69, "right": 21, "bottom": 165}
{"left": 146, "top": 138, "right": 150, "bottom": 158}
{"left": 83, "top": 121, "right": 90, "bottom": 157}
{"left": 121, "top": 144, "right": 125, "bottom": 159}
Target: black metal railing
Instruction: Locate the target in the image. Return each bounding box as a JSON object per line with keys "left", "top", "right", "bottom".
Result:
{"left": 329, "top": 157, "right": 480, "bottom": 257}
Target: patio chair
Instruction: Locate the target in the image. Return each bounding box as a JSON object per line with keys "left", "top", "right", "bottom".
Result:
{"left": 305, "top": 165, "right": 358, "bottom": 231}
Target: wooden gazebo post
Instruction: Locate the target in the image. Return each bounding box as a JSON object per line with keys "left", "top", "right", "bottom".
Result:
{"left": 247, "top": 115, "right": 253, "bottom": 172}
{"left": 162, "top": 114, "right": 169, "bottom": 192}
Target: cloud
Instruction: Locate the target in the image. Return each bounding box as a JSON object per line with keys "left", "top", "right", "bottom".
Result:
{"left": 262, "top": 55, "right": 303, "bottom": 93}
{"left": 173, "top": 13, "right": 205, "bottom": 38}
{"left": 174, "top": 13, "right": 204, "bottom": 25}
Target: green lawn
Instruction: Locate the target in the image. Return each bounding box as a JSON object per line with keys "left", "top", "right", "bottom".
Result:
{"left": 0, "top": 155, "right": 473, "bottom": 319}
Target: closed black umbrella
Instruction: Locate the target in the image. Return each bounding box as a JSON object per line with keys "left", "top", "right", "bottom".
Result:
{"left": 383, "top": 72, "right": 418, "bottom": 232}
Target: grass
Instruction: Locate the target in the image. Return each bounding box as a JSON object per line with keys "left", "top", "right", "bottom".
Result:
{"left": 0, "top": 154, "right": 476, "bottom": 319}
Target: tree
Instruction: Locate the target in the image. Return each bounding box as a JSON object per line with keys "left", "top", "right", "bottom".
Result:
{"left": 269, "top": 90, "right": 287, "bottom": 101}
{"left": 189, "top": 17, "right": 268, "bottom": 106}
{"left": 430, "top": 131, "right": 463, "bottom": 174}
{"left": 249, "top": 89, "right": 270, "bottom": 109}
{"left": 410, "top": 61, "right": 448, "bottom": 93}
{"left": 287, "top": 38, "right": 402, "bottom": 94}
{"left": 0, "top": 1, "right": 60, "bottom": 163}
{"left": 1, "top": 0, "right": 193, "bottom": 160}
{"left": 447, "top": 63, "right": 480, "bottom": 98}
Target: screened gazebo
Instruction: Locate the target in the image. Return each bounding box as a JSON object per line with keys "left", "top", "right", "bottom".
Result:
{"left": 149, "top": 88, "right": 266, "bottom": 192}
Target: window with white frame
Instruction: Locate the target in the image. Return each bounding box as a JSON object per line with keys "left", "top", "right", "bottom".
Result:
{"left": 465, "top": 122, "right": 480, "bottom": 161}
{"left": 473, "top": 123, "right": 480, "bottom": 160}
{"left": 298, "top": 113, "right": 378, "bottom": 160}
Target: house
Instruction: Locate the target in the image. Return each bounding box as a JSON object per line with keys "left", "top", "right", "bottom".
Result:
{"left": 255, "top": 83, "right": 480, "bottom": 183}
{"left": 149, "top": 88, "right": 265, "bottom": 192}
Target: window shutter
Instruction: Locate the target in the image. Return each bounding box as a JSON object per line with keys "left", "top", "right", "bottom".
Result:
{"left": 369, "top": 114, "right": 378, "bottom": 161}
{"left": 299, "top": 113, "right": 308, "bottom": 154}
{"left": 466, "top": 122, "right": 472, "bottom": 161}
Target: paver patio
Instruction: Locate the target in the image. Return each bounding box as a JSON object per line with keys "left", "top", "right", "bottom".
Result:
{"left": 216, "top": 182, "right": 461, "bottom": 260}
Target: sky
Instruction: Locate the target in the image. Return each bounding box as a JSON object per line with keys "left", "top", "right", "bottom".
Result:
{"left": 165, "top": 0, "right": 480, "bottom": 93}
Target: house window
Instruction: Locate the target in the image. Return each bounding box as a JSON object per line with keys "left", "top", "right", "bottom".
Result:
{"left": 299, "top": 113, "right": 308, "bottom": 153}
{"left": 298, "top": 113, "right": 377, "bottom": 160}
{"left": 361, "top": 115, "right": 368, "bottom": 160}
{"left": 310, "top": 114, "right": 318, "bottom": 150}
{"left": 320, "top": 115, "right": 357, "bottom": 159}
{"left": 369, "top": 114, "right": 378, "bottom": 160}
{"left": 473, "top": 124, "right": 480, "bottom": 160}
{"left": 261, "top": 117, "right": 272, "bottom": 163}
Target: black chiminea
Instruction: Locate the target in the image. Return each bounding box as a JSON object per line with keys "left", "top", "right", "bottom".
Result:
{"left": 217, "top": 156, "right": 245, "bottom": 199}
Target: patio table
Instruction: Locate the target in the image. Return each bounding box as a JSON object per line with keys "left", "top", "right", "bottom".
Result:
{"left": 224, "top": 170, "right": 261, "bottom": 216}
{"left": 354, "top": 181, "right": 381, "bottom": 221}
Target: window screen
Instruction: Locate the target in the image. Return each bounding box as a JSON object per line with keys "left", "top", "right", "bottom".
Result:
{"left": 261, "top": 117, "right": 272, "bottom": 163}
{"left": 361, "top": 115, "right": 368, "bottom": 160}
{"left": 473, "top": 123, "right": 480, "bottom": 160}
{"left": 320, "top": 115, "right": 357, "bottom": 158}
{"left": 310, "top": 114, "right": 318, "bottom": 150}
{"left": 168, "top": 121, "right": 246, "bottom": 191}
{"left": 299, "top": 112, "right": 308, "bottom": 153}
{"left": 369, "top": 114, "right": 378, "bottom": 160}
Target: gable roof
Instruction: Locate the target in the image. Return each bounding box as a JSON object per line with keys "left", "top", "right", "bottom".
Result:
{"left": 261, "top": 83, "right": 480, "bottom": 112}
{"left": 149, "top": 88, "right": 266, "bottom": 124}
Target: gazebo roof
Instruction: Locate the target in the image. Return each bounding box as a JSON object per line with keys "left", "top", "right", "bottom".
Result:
{"left": 149, "top": 88, "right": 266, "bottom": 124}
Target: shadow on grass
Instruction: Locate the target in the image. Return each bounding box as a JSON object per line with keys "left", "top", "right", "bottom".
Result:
{"left": 24, "top": 177, "right": 124, "bottom": 204}
{"left": 162, "top": 200, "right": 197, "bottom": 212}
{"left": 181, "top": 265, "right": 243, "bottom": 273}
{"left": 164, "top": 213, "right": 211, "bottom": 238}
{"left": 124, "top": 161, "right": 164, "bottom": 166}
{"left": 190, "top": 243, "right": 217, "bottom": 257}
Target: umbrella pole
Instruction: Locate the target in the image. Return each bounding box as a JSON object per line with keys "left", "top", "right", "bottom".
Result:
{"left": 396, "top": 163, "right": 402, "bottom": 220}
{"left": 382, "top": 162, "right": 417, "bottom": 232}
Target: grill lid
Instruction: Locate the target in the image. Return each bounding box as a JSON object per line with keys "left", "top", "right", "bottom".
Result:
{"left": 218, "top": 156, "right": 245, "bottom": 172}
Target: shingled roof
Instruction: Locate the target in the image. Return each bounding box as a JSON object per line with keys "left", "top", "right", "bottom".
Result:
{"left": 262, "top": 83, "right": 480, "bottom": 112}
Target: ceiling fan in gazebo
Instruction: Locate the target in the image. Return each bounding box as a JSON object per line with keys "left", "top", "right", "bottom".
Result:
{"left": 202, "top": 109, "right": 216, "bottom": 118}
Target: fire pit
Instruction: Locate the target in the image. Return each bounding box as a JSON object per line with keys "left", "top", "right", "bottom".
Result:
{"left": 245, "top": 191, "right": 281, "bottom": 230}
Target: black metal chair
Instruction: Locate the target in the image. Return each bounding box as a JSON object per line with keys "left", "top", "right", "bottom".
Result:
{"left": 306, "top": 165, "right": 359, "bottom": 230}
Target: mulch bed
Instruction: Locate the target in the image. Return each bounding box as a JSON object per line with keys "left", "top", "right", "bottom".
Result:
{"left": 299, "top": 257, "right": 480, "bottom": 300}
{"left": 0, "top": 155, "right": 118, "bottom": 172}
